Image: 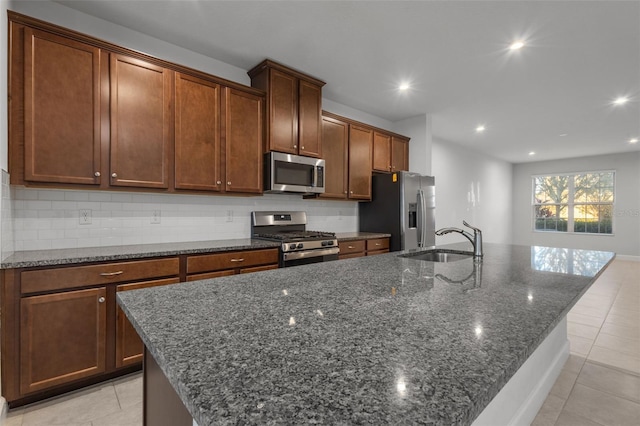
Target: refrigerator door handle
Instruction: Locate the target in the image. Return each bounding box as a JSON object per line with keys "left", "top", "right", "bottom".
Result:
{"left": 417, "top": 189, "right": 424, "bottom": 247}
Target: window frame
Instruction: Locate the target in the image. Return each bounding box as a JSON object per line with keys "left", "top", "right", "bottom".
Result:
{"left": 531, "top": 170, "right": 616, "bottom": 236}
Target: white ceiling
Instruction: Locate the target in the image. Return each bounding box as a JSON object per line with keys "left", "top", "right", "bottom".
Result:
{"left": 54, "top": 0, "right": 640, "bottom": 164}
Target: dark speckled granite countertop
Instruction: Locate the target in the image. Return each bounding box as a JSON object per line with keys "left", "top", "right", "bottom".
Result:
{"left": 0, "top": 234, "right": 388, "bottom": 269}
{"left": 118, "top": 243, "right": 614, "bottom": 425}
{"left": 0, "top": 239, "right": 281, "bottom": 269}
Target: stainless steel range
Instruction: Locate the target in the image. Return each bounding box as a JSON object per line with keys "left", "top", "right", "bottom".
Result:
{"left": 251, "top": 211, "right": 339, "bottom": 267}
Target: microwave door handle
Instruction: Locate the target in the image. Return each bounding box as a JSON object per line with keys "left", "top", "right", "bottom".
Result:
{"left": 313, "top": 165, "right": 318, "bottom": 187}
{"left": 420, "top": 189, "right": 428, "bottom": 248}
{"left": 417, "top": 190, "right": 423, "bottom": 248}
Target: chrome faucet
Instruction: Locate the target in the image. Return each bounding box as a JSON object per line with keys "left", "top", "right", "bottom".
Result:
{"left": 435, "top": 220, "right": 483, "bottom": 259}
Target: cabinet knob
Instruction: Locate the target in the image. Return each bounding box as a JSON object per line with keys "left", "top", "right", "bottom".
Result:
{"left": 98, "top": 297, "right": 105, "bottom": 303}
{"left": 227, "top": 181, "right": 231, "bottom": 185}
{"left": 301, "top": 146, "right": 305, "bottom": 150}
{"left": 350, "top": 191, "right": 353, "bottom": 194}
{"left": 344, "top": 191, "right": 347, "bottom": 194}
{"left": 94, "top": 172, "right": 101, "bottom": 177}
{"left": 111, "top": 173, "right": 118, "bottom": 178}
{"left": 293, "top": 145, "right": 297, "bottom": 149}
{"left": 216, "top": 181, "right": 222, "bottom": 185}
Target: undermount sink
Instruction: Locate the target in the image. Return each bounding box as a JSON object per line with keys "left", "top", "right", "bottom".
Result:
{"left": 398, "top": 249, "right": 473, "bottom": 263}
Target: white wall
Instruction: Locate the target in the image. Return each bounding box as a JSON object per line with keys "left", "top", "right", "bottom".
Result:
{"left": 512, "top": 152, "right": 640, "bottom": 256}
{"left": 393, "top": 114, "right": 432, "bottom": 175}
{"left": 322, "top": 99, "right": 393, "bottom": 130}
{"left": 432, "top": 138, "right": 513, "bottom": 244}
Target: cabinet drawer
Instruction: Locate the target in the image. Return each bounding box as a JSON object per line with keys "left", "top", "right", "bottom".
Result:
{"left": 366, "top": 238, "right": 389, "bottom": 251}
{"left": 21, "top": 258, "right": 180, "bottom": 294}
{"left": 186, "top": 249, "right": 279, "bottom": 274}
{"left": 338, "top": 240, "right": 365, "bottom": 255}
{"left": 366, "top": 249, "right": 389, "bottom": 256}
{"left": 186, "top": 270, "right": 235, "bottom": 282}
{"left": 339, "top": 252, "right": 365, "bottom": 260}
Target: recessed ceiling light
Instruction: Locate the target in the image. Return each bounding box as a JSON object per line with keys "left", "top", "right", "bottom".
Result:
{"left": 528, "top": 151, "right": 536, "bottom": 156}
{"left": 475, "top": 125, "right": 486, "bottom": 133}
{"left": 630, "top": 138, "right": 639, "bottom": 144}
{"left": 613, "top": 96, "right": 629, "bottom": 105}
{"left": 399, "top": 82, "right": 410, "bottom": 91}
{"left": 559, "top": 133, "right": 568, "bottom": 137}
{"left": 509, "top": 40, "right": 525, "bottom": 50}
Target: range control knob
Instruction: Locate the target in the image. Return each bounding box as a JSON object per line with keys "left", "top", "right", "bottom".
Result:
{"left": 297, "top": 243, "right": 304, "bottom": 249}
{"left": 327, "top": 241, "right": 334, "bottom": 246}
{"left": 321, "top": 241, "right": 328, "bottom": 247}
{"left": 289, "top": 243, "right": 298, "bottom": 250}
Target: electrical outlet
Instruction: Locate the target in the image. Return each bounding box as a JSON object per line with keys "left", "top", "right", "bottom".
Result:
{"left": 151, "top": 210, "right": 161, "bottom": 224}
{"left": 79, "top": 209, "right": 92, "bottom": 225}
{"left": 226, "top": 210, "right": 233, "bottom": 222}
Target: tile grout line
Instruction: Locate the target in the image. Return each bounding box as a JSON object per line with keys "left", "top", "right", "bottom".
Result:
{"left": 552, "top": 276, "right": 623, "bottom": 426}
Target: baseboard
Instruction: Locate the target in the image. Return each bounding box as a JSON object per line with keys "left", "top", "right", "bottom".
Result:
{"left": 615, "top": 255, "right": 640, "bottom": 262}
{"left": 472, "top": 317, "right": 569, "bottom": 426}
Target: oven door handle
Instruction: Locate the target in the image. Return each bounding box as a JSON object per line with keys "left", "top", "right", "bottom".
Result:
{"left": 283, "top": 247, "right": 340, "bottom": 261}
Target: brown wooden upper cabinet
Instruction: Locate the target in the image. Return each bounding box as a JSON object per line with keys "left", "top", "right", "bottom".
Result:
{"left": 248, "top": 60, "right": 325, "bottom": 158}
{"left": 391, "top": 136, "right": 410, "bottom": 172}
{"left": 373, "top": 132, "right": 409, "bottom": 173}
{"left": 110, "top": 54, "right": 172, "bottom": 189}
{"left": 10, "top": 14, "right": 265, "bottom": 196}
{"left": 223, "top": 88, "right": 264, "bottom": 194}
{"left": 22, "top": 28, "right": 102, "bottom": 185}
{"left": 320, "top": 115, "right": 349, "bottom": 199}
{"left": 174, "top": 73, "right": 222, "bottom": 192}
{"left": 348, "top": 125, "right": 374, "bottom": 200}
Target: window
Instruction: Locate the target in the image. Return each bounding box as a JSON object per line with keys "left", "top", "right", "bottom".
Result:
{"left": 532, "top": 171, "right": 614, "bottom": 234}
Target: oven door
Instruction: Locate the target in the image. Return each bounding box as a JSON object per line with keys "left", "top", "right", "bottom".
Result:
{"left": 281, "top": 247, "right": 339, "bottom": 267}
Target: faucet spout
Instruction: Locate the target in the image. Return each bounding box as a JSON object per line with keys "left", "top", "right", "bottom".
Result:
{"left": 435, "top": 221, "right": 483, "bottom": 259}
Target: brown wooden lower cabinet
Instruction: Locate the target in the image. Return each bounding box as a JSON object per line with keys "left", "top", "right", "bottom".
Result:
{"left": 186, "top": 248, "right": 279, "bottom": 280}
{"left": 2, "top": 248, "right": 284, "bottom": 407}
{"left": 338, "top": 238, "right": 390, "bottom": 260}
{"left": 116, "top": 277, "right": 181, "bottom": 368}
{"left": 20, "top": 287, "right": 107, "bottom": 395}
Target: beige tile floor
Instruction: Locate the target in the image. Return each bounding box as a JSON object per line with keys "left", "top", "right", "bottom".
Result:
{"left": 532, "top": 259, "right": 640, "bottom": 426}
{"left": 2, "top": 259, "right": 639, "bottom": 426}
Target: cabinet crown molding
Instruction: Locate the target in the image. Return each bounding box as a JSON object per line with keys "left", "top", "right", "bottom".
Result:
{"left": 247, "top": 59, "right": 326, "bottom": 87}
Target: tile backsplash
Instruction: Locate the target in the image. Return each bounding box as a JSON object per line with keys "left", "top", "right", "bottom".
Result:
{"left": 9, "top": 187, "right": 359, "bottom": 251}
{"left": 1, "top": 171, "right": 15, "bottom": 259}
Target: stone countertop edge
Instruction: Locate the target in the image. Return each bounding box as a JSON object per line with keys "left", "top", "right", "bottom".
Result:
{"left": 0, "top": 239, "right": 281, "bottom": 269}
{"left": 117, "top": 243, "right": 615, "bottom": 426}
{"left": 0, "top": 234, "right": 390, "bottom": 269}
{"left": 334, "top": 232, "right": 391, "bottom": 241}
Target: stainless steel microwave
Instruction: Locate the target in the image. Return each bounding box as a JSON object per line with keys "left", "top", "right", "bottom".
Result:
{"left": 264, "top": 152, "right": 325, "bottom": 194}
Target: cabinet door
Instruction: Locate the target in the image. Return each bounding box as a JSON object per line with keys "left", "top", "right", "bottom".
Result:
{"left": 348, "top": 125, "right": 373, "bottom": 200}
{"left": 110, "top": 54, "right": 172, "bottom": 188}
{"left": 298, "top": 80, "right": 322, "bottom": 157}
{"left": 116, "top": 278, "right": 180, "bottom": 368}
{"left": 23, "top": 28, "right": 101, "bottom": 185}
{"left": 268, "top": 69, "right": 297, "bottom": 154}
{"left": 320, "top": 116, "right": 348, "bottom": 199}
{"left": 223, "top": 88, "right": 263, "bottom": 194}
{"left": 174, "top": 73, "right": 221, "bottom": 191}
{"left": 20, "top": 287, "right": 106, "bottom": 394}
{"left": 372, "top": 132, "right": 392, "bottom": 172}
{"left": 392, "top": 137, "right": 409, "bottom": 172}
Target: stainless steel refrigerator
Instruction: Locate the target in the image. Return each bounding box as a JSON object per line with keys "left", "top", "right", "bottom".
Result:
{"left": 359, "top": 171, "right": 435, "bottom": 251}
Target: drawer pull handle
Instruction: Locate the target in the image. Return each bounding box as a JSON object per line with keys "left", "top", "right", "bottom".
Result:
{"left": 230, "top": 258, "right": 245, "bottom": 262}
{"left": 347, "top": 246, "right": 355, "bottom": 249}
{"left": 100, "top": 271, "right": 124, "bottom": 277}
{"left": 375, "top": 243, "right": 381, "bottom": 246}
{"left": 98, "top": 297, "right": 105, "bottom": 303}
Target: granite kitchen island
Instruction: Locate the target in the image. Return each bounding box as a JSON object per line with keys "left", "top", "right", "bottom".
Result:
{"left": 117, "top": 243, "right": 614, "bottom": 426}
